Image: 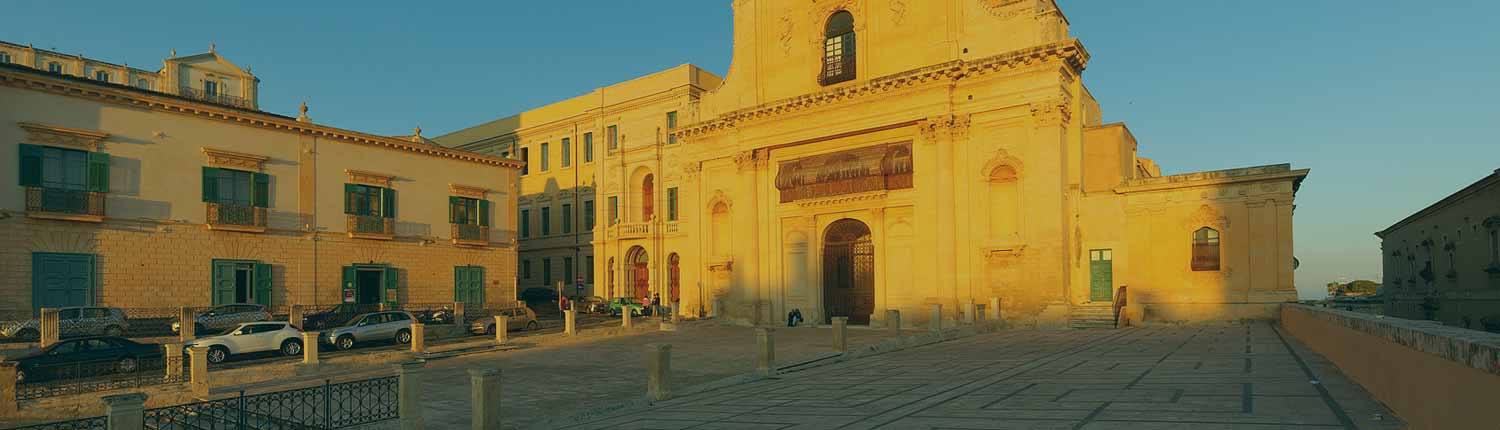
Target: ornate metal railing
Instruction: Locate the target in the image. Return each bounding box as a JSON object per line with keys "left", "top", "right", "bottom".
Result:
{"left": 16, "top": 354, "right": 187, "bottom": 401}
{"left": 141, "top": 376, "right": 398, "bottom": 429}
{"left": 3, "top": 416, "right": 107, "bottom": 430}
{"left": 207, "top": 202, "right": 267, "bottom": 229}
{"left": 452, "top": 223, "right": 489, "bottom": 244}
{"left": 1112, "top": 285, "right": 1128, "bottom": 328}
{"left": 347, "top": 214, "right": 394, "bottom": 237}
{"left": 177, "top": 86, "right": 254, "bottom": 109}
{"left": 25, "top": 187, "right": 105, "bottom": 217}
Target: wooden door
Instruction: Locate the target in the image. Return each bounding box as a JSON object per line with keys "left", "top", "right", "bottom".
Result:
{"left": 1089, "top": 249, "right": 1114, "bottom": 302}
{"left": 632, "top": 263, "right": 650, "bottom": 299}
{"left": 32, "top": 253, "right": 94, "bottom": 312}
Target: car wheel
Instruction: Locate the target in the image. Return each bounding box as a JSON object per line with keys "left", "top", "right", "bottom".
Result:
{"left": 15, "top": 328, "right": 38, "bottom": 342}
{"left": 103, "top": 326, "right": 123, "bottom": 337}
{"left": 395, "top": 329, "right": 411, "bottom": 344}
{"left": 281, "top": 339, "right": 303, "bottom": 356}
{"left": 336, "top": 335, "right": 356, "bottom": 351}
{"left": 206, "top": 347, "right": 229, "bottom": 364}
{"left": 117, "top": 357, "right": 140, "bottom": 373}
{"left": 525, "top": 321, "right": 539, "bottom": 331}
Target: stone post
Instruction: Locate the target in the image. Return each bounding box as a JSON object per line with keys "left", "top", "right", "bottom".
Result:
{"left": 886, "top": 309, "right": 902, "bottom": 336}
{"left": 397, "top": 361, "right": 426, "bottom": 430}
{"left": 410, "top": 323, "right": 425, "bottom": 354}
{"left": 493, "top": 316, "right": 508, "bottom": 344}
{"left": 963, "top": 302, "right": 977, "bottom": 325}
{"left": 646, "top": 344, "right": 672, "bottom": 401}
{"left": 177, "top": 307, "right": 196, "bottom": 342}
{"left": 930, "top": 304, "right": 943, "bottom": 333}
{"left": 0, "top": 362, "right": 17, "bottom": 416}
{"left": 453, "top": 302, "right": 466, "bottom": 328}
{"left": 103, "top": 392, "right": 148, "bottom": 430}
{"left": 39, "top": 308, "right": 59, "bottom": 347}
{"left": 989, "top": 297, "right": 1002, "bottom": 321}
{"left": 468, "top": 369, "right": 501, "bottom": 430}
{"left": 302, "top": 332, "right": 320, "bottom": 365}
{"left": 564, "top": 310, "right": 576, "bottom": 336}
{"left": 289, "top": 305, "right": 304, "bottom": 330}
{"left": 622, "top": 309, "right": 633, "bottom": 328}
{"left": 832, "top": 317, "right": 848, "bottom": 353}
{"left": 671, "top": 305, "right": 681, "bottom": 324}
{"left": 755, "top": 328, "right": 775, "bottom": 377}
{"left": 164, "top": 343, "right": 183, "bottom": 379}
{"left": 188, "top": 346, "right": 209, "bottom": 398}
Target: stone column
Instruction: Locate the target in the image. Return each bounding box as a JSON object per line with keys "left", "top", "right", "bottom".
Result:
{"left": 493, "top": 316, "right": 508, "bottom": 344}
{"left": 178, "top": 307, "right": 196, "bottom": 343}
{"left": 963, "top": 301, "right": 977, "bottom": 325}
{"left": 468, "top": 369, "right": 501, "bottom": 430}
{"left": 622, "top": 309, "right": 633, "bottom": 328}
{"left": 302, "top": 332, "right": 320, "bottom": 365}
{"left": 102, "top": 392, "right": 148, "bottom": 430}
{"left": 289, "top": 305, "right": 305, "bottom": 330}
{"left": 164, "top": 343, "right": 183, "bottom": 379}
{"left": 989, "top": 297, "right": 1002, "bottom": 321}
{"left": 755, "top": 328, "right": 775, "bottom": 377}
{"left": 453, "top": 302, "right": 466, "bottom": 328}
{"left": 832, "top": 317, "right": 848, "bottom": 353}
{"left": 564, "top": 310, "right": 576, "bottom": 336}
{"left": 39, "top": 308, "right": 59, "bottom": 347}
{"left": 397, "top": 361, "right": 426, "bottom": 430}
{"left": 646, "top": 344, "right": 672, "bottom": 401}
{"left": 0, "top": 362, "right": 17, "bottom": 416}
{"left": 930, "top": 304, "right": 943, "bottom": 333}
{"left": 188, "top": 346, "right": 209, "bottom": 398}
{"left": 410, "top": 323, "right": 425, "bottom": 354}
{"left": 886, "top": 309, "right": 901, "bottom": 336}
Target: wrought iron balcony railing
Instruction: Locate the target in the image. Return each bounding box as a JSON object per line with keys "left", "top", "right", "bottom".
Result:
{"left": 177, "top": 86, "right": 254, "bottom": 110}
{"left": 452, "top": 223, "right": 489, "bottom": 245}
{"left": 25, "top": 187, "right": 105, "bottom": 221}
{"left": 205, "top": 202, "right": 267, "bottom": 232}
{"left": 348, "top": 214, "right": 395, "bottom": 239}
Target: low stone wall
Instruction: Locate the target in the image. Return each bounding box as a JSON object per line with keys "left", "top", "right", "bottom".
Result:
{"left": 1279, "top": 304, "right": 1500, "bottom": 430}
{"left": 1126, "top": 302, "right": 1282, "bottom": 325}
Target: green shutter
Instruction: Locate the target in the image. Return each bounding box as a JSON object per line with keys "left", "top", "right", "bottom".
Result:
{"left": 252, "top": 173, "right": 270, "bottom": 208}
{"left": 343, "top": 184, "right": 357, "bottom": 215}
{"left": 341, "top": 266, "right": 356, "bottom": 304}
{"left": 19, "top": 144, "right": 43, "bottom": 187}
{"left": 86, "top": 152, "right": 109, "bottom": 193}
{"left": 202, "top": 167, "right": 220, "bottom": 203}
{"left": 253, "top": 263, "right": 273, "bottom": 307}
{"left": 381, "top": 188, "right": 396, "bottom": 219}
{"left": 449, "top": 196, "right": 462, "bottom": 224}
{"left": 479, "top": 200, "right": 491, "bottom": 227}
{"left": 211, "top": 260, "right": 237, "bottom": 306}
{"left": 382, "top": 266, "right": 399, "bottom": 307}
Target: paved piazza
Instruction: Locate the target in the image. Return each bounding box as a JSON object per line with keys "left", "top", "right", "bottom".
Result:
{"left": 556, "top": 323, "right": 1403, "bottom": 430}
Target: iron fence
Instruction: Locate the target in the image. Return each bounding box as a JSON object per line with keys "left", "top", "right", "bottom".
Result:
{"left": 3, "top": 417, "right": 107, "bottom": 430}
{"left": 16, "top": 354, "right": 187, "bottom": 402}
{"left": 25, "top": 187, "right": 105, "bottom": 217}
{"left": 142, "top": 376, "right": 398, "bottom": 429}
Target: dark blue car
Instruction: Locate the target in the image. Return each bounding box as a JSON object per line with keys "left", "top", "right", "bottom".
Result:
{"left": 12, "top": 336, "right": 164, "bottom": 384}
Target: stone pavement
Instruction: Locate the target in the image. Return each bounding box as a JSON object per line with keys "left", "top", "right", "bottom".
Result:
{"left": 558, "top": 323, "right": 1403, "bottom": 429}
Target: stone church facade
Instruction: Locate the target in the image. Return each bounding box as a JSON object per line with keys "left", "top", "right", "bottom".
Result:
{"left": 440, "top": 0, "right": 1307, "bottom": 327}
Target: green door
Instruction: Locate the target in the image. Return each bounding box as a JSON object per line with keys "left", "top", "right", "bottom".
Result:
{"left": 383, "top": 266, "right": 400, "bottom": 307}
{"left": 211, "top": 260, "right": 239, "bottom": 305}
{"left": 1089, "top": 249, "right": 1114, "bottom": 302}
{"left": 32, "top": 253, "right": 94, "bottom": 312}
{"left": 454, "top": 266, "right": 485, "bottom": 306}
{"left": 253, "top": 263, "right": 272, "bottom": 307}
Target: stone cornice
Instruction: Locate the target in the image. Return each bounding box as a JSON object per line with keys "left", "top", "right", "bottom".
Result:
{"left": 1117, "top": 166, "right": 1309, "bottom": 195}
{"left": 346, "top": 169, "right": 393, "bottom": 188}
{"left": 0, "top": 67, "right": 524, "bottom": 170}
{"left": 201, "top": 147, "right": 269, "bottom": 171}
{"left": 675, "top": 39, "right": 1089, "bottom": 140}
{"left": 449, "top": 184, "right": 490, "bottom": 199}
{"left": 18, "top": 121, "right": 109, "bottom": 151}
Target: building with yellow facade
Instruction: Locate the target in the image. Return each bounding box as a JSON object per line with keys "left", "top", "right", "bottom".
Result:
{"left": 444, "top": 0, "right": 1309, "bottom": 327}
{"left": 1377, "top": 169, "right": 1500, "bottom": 331}
{"left": 0, "top": 43, "right": 523, "bottom": 317}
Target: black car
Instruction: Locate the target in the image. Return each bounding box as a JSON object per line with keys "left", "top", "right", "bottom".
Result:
{"left": 13, "top": 336, "right": 164, "bottom": 384}
{"left": 302, "top": 304, "right": 380, "bottom": 330}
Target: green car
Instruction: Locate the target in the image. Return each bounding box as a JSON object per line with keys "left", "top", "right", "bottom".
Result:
{"left": 607, "top": 298, "right": 644, "bottom": 317}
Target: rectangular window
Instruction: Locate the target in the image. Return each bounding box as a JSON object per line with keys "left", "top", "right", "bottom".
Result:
{"left": 342, "top": 184, "right": 393, "bottom": 218}
{"left": 586, "top": 256, "right": 595, "bottom": 283}
{"left": 520, "top": 209, "right": 531, "bottom": 238}
{"left": 666, "top": 111, "right": 678, "bottom": 145}
{"left": 562, "top": 203, "right": 573, "bottom": 234}
{"left": 540, "top": 142, "right": 550, "bottom": 171}
{"left": 541, "top": 206, "right": 551, "bottom": 236}
{"left": 667, "top": 187, "right": 679, "bottom": 221}
{"left": 47, "top": 62, "right": 63, "bottom": 74}
{"left": 607, "top": 125, "right": 618, "bottom": 151}
{"left": 449, "top": 196, "right": 489, "bottom": 227}
{"left": 583, "top": 200, "right": 596, "bottom": 230}
{"left": 608, "top": 196, "right": 619, "bottom": 225}
{"left": 204, "top": 80, "right": 218, "bottom": 96}
{"left": 520, "top": 148, "right": 529, "bottom": 175}
{"left": 583, "top": 133, "right": 594, "bottom": 162}
{"left": 522, "top": 260, "right": 531, "bottom": 279}
{"left": 94, "top": 71, "right": 109, "bottom": 82}
{"left": 561, "top": 138, "right": 571, "bottom": 167}
{"left": 0, "top": 52, "right": 10, "bottom": 64}
{"left": 542, "top": 258, "right": 553, "bottom": 287}
{"left": 37, "top": 146, "right": 89, "bottom": 190}
{"left": 564, "top": 257, "right": 574, "bottom": 288}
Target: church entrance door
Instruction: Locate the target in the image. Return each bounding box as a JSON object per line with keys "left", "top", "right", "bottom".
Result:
{"left": 628, "top": 246, "right": 650, "bottom": 300}
{"left": 823, "top": 219, "right": 874, "bottom": 325}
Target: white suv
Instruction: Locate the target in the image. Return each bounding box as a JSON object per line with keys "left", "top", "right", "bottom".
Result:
{"left": 184, "top": 322, "right": 303, "bottom": 364}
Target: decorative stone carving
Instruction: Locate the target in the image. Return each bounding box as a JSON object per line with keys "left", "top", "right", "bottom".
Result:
{"left": 202, "top": 147, "right": 269, "bottom": 171}
{"left": 918, "top": 115, "right": 971, "bottom": 144}
{"left": 980, "top": 148, "right": 1024, "bottom": 179}
{"left": 681, "top": 162, "right": 702, "bottom": 180}
{"left": 1029, "top": 96, "right": 1072, "bottom": 127}
{"left": 776, "top": 143, "right": 911, "bottom": 203}
{"left": 1189, "top": 204, "right": 1228, "bottom": 230}
{"left": 345, "top": 169, "right": 393, "bottom": 188}
{"left": 890, "top": 0, "right": 908, "bottom": 25}
{"left": 19, "top": 122, "right": 108, "bottom": 151}
{"left": 778, "top": 16, "right": 795, "bottom": 54}
{"left": 978, "top": 0, "right": 1032, "bottom": 19}
{"left": 449, "top": 184, "right": 488, "bottom": 199}
{"left": 734, "top": 150, "right": 762, "bottom": 171}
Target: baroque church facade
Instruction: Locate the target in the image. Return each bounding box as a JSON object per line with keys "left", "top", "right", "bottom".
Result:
{"left": 439, "top": 0, "right": 1307, "bottom": 327}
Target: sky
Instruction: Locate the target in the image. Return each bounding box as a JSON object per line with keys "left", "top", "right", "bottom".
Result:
{"left": 5, "top": 1, "right": 1497, "bottom": 299}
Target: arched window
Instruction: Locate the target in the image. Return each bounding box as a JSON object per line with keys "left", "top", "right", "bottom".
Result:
{"left": 641, "top": 174, "right": 655, "bottom": 220}
{"left": 821, "top": 11, "right": 856, "bottom": 85}
{"left": 1192, "top": 227, "right": 1220, "bottom": 271}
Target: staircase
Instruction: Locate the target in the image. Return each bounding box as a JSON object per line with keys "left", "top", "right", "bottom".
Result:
{"left": 1069, "top": 303, "right": 1116, "bottom": 329}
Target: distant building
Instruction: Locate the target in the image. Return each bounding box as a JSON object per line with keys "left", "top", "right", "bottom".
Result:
{"left": 0, "top": 41, "right": 260, "bottom": 111}
{"left": 1376, "top": 169, "right": 1500, "bottom": 331}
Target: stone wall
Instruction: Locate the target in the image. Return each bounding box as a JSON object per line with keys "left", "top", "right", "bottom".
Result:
{"left": 1279, "top": 304, "right": 1500, "bottom": 430}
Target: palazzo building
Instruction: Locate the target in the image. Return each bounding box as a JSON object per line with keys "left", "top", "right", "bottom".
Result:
{"left": 0, "top": 43, "right": 523, "bottom": 317}
{"left": 443, "top": 0, "right": 1309, "bottom": 327}
{"left": 1377, "top": 169, "right": 1500, "bottom": 331}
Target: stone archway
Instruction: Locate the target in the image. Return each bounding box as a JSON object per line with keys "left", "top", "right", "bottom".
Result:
{"left": 823, "top": 219, "right": 874, "bottom": 324}
{"left": 626, "top": 246, "right": 649, "bottom": 300}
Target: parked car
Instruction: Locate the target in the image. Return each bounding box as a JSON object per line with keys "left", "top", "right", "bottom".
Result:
{"left": 323, "top": 311, "right": 416, "bottom": 351}
{"left": 469, "top": 307, "right": 539, "bottom": 335}
{"left": 572, "top": 296, "right": 607, "bottom": 314}
{"left": 11, "top": 336, "right": 163, "bottom": 384}
{"left": 172, "top": 304, "right": 272, "bottom": 336}
{"left": 183, "top": 322, "right": 303, "bottom": 364}
{"left": 606, "top": 298, "right": 645, "bottom": 317}
{"left": 302, "top": 304, "right": 379, "bottom": 330}
{"left": 0, "top": 307, "right": 130, "bottom": 341}
{"left": 412, "top": 306, "right": 455, "bottom": 325}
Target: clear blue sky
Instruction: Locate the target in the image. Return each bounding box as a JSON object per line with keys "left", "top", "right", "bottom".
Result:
{"left": 6, "top": 1, "right": 1496, "bottom": 299}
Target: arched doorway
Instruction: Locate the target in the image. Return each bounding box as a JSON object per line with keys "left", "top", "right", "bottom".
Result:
{"left": 627, "top": 246, "right": 649, "bottom": 300}
{"left": 668, "top": 253, "right": 681, "bottom": 304}
{"left": 823, "top": 219, "right": 874, "bottom": 324}
{"left": 641, "top": 174, "right": 655, "bottom": 220}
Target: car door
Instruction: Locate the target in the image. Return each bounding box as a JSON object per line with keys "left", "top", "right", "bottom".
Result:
{"left": 249, "top": 323, "right": 286, "bottom": 352}
{"left": 378, "top": 313, "right": 405, "bottom": 338}
{"left": 29, "top": 340, "right": 81, "bottom": 380}
{"left": 352, "top": 314, "right": 382, "bottom": 341}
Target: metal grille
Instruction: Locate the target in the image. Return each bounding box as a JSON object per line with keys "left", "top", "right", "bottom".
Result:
{"left": 140, "top": 376, "right": 398, "bottom": 430}
{"left": 16, "top": 355, "right": 188, "bottom": 401}
{"left": 453, "top": 223, "right": 489, "bottom": 242}
{"left": 25, "top": 187, "right": 104, "bottom": 216}
{"left": 348, "top": 214, "right": 393, "bottom": 235}
{"left": 178, "top": 86, "right": 254, "bottom": 109}
{"left": 3, "top": 417, "right": 107, "bottom": 430}
{"left": 208, "top": 203, "right": 267, "bottom": 228}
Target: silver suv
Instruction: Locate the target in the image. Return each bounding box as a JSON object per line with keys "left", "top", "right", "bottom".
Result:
{"left": 323, "top": 311, "right": 416, "bottom": 351}
{"left": 172, "top": 304, "right": 272, "bottom": 336}
{"left": 0, "top": 307, "right": 130, "bottom": 341}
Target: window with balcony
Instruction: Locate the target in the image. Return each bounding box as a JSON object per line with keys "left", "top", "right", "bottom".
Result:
{"left": 667, "top": 111, "right": 678, "bottom": 145}
{"left": 201, "top": 167, "right": 269, "bottom": 232}
{"left": 562, "top": 203, "right": 573, "bottom": 234}
{"left": 541, "top": 206, "right": 552, "bottom": 236}
{"left": 18, "top": 144, "right": 108, "bottom": 221}
{"left": 584, "top": 200, "right": 596, "bottom": 230}
{"left": 1192, "top": 227, "right": 1221, "bottom": 271}
{"left": 562, "top": 138, "right": 571, "bottom": 168}
{"left": 449, "top": 196, "right": 491, "bottom": 246}
{"left": 520, "top": 209, "right": 531, "bottom": 238}
{"left": 583, "top": 132, "right": 594, "bottom": 162}
{"left": 344, "top": 184, "right": 395, "bottom": 239}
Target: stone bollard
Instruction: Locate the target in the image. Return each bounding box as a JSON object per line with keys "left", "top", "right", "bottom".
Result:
{"left": 39, "top": 308, "right": 59, "bottom": 347}
{"left": 963, "top": 302, "right": 977, "bottom": 325}
{"left": 103, "top": 392, "right": 147, "bottom": 430}
{"left": 188, "top": 346, "right": 209, "bottom": 398}
{"left": 468, "top": 369, "right": 501, "bottom": 430}
{"left": 397, "top": 361, "right": 426, "bottom": 430}
{"left": 564, "top": 310, "right": 577, "bottom": 336}
{"left": 755, "top": 328, "right": 775, "bottom": 377}
{"left": 930, "top": 304, "right": 943, "bottom": 333}
{"left": 886, "top": 309, "right": 902, "bottom": 336}
{"left": 165, "top": 343, "right": 183, "bottom": 379}
{"left": 453, "top": 302, "right": 466, "bottom": 328}
{"left": 289, "top": 305, "right": 304, "bottom": 330}
{"left": 646, "top": 344, "right": 672, "bottom": 401}
{"left": 493, "top": 316, "right": 508, "bottom": 344}
{"left": 832, "top": 317, "right": 848, "bottom": 353}
{"left": 302, "top": 332, "right": 320, "bottom": 365}
{"left": 410, "top": 323, "right": 425, "bottom": 354}
{"left": 622, "top": 309, "right": 633, "bottom": 328}
{"left": 178, "top": 307, "right": 196, "bottom": 342}
{"left": 0, "top": 362, "right": 17, "bottom": 416}
{"left": 989, "top": 297, "right": 1002, "bottom": 321}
